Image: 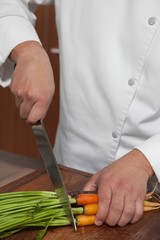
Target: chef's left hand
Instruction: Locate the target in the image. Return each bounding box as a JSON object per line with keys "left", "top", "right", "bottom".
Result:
{"left": 83, "top": 149, "right": 153, "bottom": 227}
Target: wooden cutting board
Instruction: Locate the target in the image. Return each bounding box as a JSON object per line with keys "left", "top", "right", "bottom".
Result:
{"left": 0, "top": 166, "right": 160, "bottom": 240}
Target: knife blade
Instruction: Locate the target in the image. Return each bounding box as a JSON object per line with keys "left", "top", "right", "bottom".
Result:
{"left": 32, "top": 120, "right": 77, "bottom": 230}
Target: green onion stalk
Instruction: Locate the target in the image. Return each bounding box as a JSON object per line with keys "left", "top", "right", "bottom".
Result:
{"left": 0, "top": 191, "right": 83, "bottom": 239}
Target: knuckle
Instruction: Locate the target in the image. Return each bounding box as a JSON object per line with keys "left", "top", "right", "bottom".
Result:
{"left": 112, "top": 205, "right": 122, "bottom": 216}
{"left": 9, "top": 83, "right": 16, "bottom": 95}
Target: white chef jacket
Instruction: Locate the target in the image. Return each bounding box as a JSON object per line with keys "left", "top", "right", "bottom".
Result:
{"left": 1, "top": 0, "right": 160, "bottom": 181}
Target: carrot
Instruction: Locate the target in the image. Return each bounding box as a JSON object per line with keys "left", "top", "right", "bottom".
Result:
{"left": 76, "top": 214, "right": 96, "bottom": 226}
{"left": 83, "top": 203, "right": 98, "bottom": 215}
{"left": 81, "top": 200, "right": 160, "bottom": 215}
{"left": 144, "top": 200, "right": 160, "bottom": 207}
{"left": 144, "top": 206, "right": 160, "bottom": 212}
{"left": 145, "top": 183, "right": 158, "bottom": 200}
{"left": 75, "top": 193, "right": 99, "bottom": 206}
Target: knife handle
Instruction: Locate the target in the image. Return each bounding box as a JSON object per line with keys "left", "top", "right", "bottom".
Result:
{"left": 68, "top": 191, "right": 97, "bottom": 197}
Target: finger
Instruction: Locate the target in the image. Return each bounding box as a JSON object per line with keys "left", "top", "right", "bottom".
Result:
{"left": 117, "top": 196, "right": 136, "bottom": 226}
{"left": 15, "top": 96, "right": 23, "bottom": 109}
{"left": 19, "top": 99, "right": 35, "bottom": 120}
{"left": 26, "top": 101, "right": 49, "bottom": 124}
{"left": 95, "top": 184, "right": 112, "bottom": 226}
{"left": 10, "top": 81, "right": 23, "bottom": 108}
{"left": 105, "top": 191, "right": 125, "bottom": 226}
{"left": 130, "top": 198, "right": 144, "bottom": 224}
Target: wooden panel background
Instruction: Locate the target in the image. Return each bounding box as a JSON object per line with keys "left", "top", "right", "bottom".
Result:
{"left": 0, "top": 4, "right": 59, "bottom": 160}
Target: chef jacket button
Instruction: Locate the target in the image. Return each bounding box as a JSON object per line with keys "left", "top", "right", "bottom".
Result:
{"left": 112, "top": 131, "right": 118, "bottom": 138}
{"left": 148, "top": 17, "right": 157, "bottom": 25}
{"left": 128, "top": 78, "right": 135, "bottom": 86}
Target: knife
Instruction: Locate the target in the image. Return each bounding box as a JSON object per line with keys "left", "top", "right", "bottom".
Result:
{"left": 32, "top": 120, "right": 77, "bottom": 230}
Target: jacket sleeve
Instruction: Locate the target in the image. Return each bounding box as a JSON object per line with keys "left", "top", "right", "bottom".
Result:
{"left": 0, "top": 0, "right": 50, "bottom": 87}
{"left": 135, "top": 135, "right": 160, "bottom": 182}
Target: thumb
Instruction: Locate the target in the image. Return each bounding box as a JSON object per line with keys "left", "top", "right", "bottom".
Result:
{"left": 83, "top": 175, "right": 99, "bottom": 192}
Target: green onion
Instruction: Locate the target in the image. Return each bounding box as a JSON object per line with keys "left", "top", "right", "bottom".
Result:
{"left": 0, "top": 191, "right": 82, "bottom": 239}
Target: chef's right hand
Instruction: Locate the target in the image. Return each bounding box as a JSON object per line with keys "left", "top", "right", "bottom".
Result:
{"left": 9, "top": 41, "right": 55, "bottom": 124}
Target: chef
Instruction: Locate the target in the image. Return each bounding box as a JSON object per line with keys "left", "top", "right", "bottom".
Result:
{"left": 0, "top": 0, "right": 160, "bottom": 227}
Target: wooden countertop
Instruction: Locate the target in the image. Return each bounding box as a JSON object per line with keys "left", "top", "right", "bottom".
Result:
{"left": 0, "top": 166, "right": 160, "bottom": 240}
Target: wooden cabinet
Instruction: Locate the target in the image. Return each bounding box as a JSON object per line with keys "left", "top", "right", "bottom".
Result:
{"left": 0, "top": 4, "right": 59, "bottom": 159}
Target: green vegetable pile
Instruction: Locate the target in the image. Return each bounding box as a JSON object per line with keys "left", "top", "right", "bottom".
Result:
{"left": 0, "top": 191, "right": 82, "bottom": 240}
